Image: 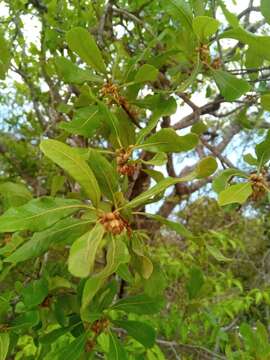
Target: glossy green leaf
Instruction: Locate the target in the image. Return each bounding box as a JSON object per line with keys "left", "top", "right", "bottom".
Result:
{"left": 50, "top": 175, "right": 65, "bottom": 197}
{"left": 0, "top": 197, "right": 82, "bottom": 233}
{"left": 243, "top": 153, "right": 258, "bottom": 166}
{"left": 137, "top": 128, "right": 198, "bottom": 153}
{"left": 195, "top": 156, "right": 218, "bottom": 178}
{"left": 132, "top": 234, "right": 153, "bottom": 279}
{"left": 81, "top": 236, "right": 129, "bottom": 310}
{"left": 40, "top": 327, "right": 70, "bottom": 344}
{"left": 5, "top": 218, "right": 91, "bottom": 264}
{"left": 11, "top": 310, "right": 40, "bottom": 330}
{"left": 191, "top": 121, "right": 207, "bottom": 135}
{"left": 122, "top": 174, "right": 195, "bottom": 210}
{"left": 22, "top": 277, "right": 48, "bottom": 308}
{"left": 111, "top": 293, "right": 164, "bottom": 314}
{"left": 108, "top": 332, "right": 128, "bottom": 360}
{"left": 40, "top": 139, "right": 101, "bottom": 207}
{"left": 186, "top": 267, "right": 204, "bottom": 299}
{"left": 143, "top": 213, "right": 192, "bottom": 238}
{"left": 53, "top": 333, "right": 86, "bottom": 360}
{"left": 66, "top": 27, "right": 106, "bottom": 73}
{"left": 0, "top": 182, "right": 32, "bottom": 210}
{"left": 136, "top": 96, "right": 177, "bottom": 144}
{"left": 143, "top": 262, "right": 166, "bottom": 298}
{"left": 261, "top": 93, "right": 270, "bottom": 111}
{"left": 134, "top": 64, "right": 158, "bottom": 83}
{"left": 220, "top": 3, "right": 239, "bottom": 27}
{"left": 112, "top": 320, "right": 156, "bottom": 348}
{"left": 0, "top": 333, "right": 9, "bottom": 360}
{"left": 0, "top": 32, "right": 10, "bottom": 80}
{"left": 192, "top": 16, "right": 220, "bottom": 42}
{"left": 220, "top": 26, "right": 270, "bottom": 61}
{"left": 255, "top": 130, "right": 270, "bottom": 166}
{"left": 206, "top": 244, "right": 232, "bottom": 262}
{"left": 59, "top": 106, "right": 103, "bottom": 138}
{"left": 261, "top": 0, "right": 270, "bottom": 24}
{"left": 218, "top": 182, "right": 252, "bottom": 206}
{"left": 166, "top": 0, "right": 193, "bottom": 31}
{"left": 87, "top": 150, "right": 119, "bottom": 202}
{"left": 68, "top": 223, "right": 105, "bottom": 278}
{"left": 54, "top": 56, "right": 103, "bottom": 84}
{"left": 213, "top": 168, "right": 248, "bottom": 193}
{"left": 97, "top": 101, "right": 123, "bottom": 148}
{"left": 212, "top": 69, "right": 250, "bottom": 101}
{"left": 0, "top": 233, "right": 24, "bottom": 256}
{"left": 141, "top": 153, "right": 167, "bottom": 166}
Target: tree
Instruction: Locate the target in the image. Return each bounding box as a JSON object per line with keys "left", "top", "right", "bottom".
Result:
{"left": 0, "top": 0, "right": 270, "bottom": 358}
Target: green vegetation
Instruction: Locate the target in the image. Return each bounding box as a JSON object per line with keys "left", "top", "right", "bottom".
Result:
{"left": 0, "top": 0, "right": 270, "bottom": 358}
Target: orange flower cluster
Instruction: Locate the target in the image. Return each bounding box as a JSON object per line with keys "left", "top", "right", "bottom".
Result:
{"left": 100, "top": 211, "right": 126, "bottom": 235}
{"left": 116, "top": 148, "right": 137, "bottom": 176}
{"left": 91, "top": 319, "right": 110, "bottom": 335}
{"left": 249, "top": 172, "right": 269, "bottom": 201}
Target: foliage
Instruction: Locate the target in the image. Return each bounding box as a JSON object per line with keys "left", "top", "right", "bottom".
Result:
{"left": 0, "top": 0, "right": 270, "bottom": 359}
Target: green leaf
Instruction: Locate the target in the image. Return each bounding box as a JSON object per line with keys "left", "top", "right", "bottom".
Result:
{"left": 50, "top": 175, "right": 65, "bottom": 197}
{"left": 59, "top": 106, "right": 103, "bottom": 138}
{"left": 256, "top": 131, "right": 270, "bottom": 166}
{"left": 132, "top": 234, "right": 153, "bottom": 279}
{"left": 192, "top": 16, "right": 220, "bottom": 42}
{"left": 112, "top": 320, "right": 156, "bottom": 348}
{"left": 212, "top": 69, "right": 250, "bottom": 101}
{"left": 108, "top": 332, "right": 128, "bottom": 360}
{"left": 0, "top": 182, "right": 32, "bottom": 210}
{"left": 191, "top": 121, "right": 207, "bottom": 135}
{"left": 0, "top": 333, "right": 9, "bottom": 360}
{"left": 220, "top": 26, "right": 270, "bottom": 62}
{"left": 141, "top": 153, "right": 167, "bottom": 166}
{"left": 81, "top": 236, "right": 129, "bottom": 310}
{"left": 53, "top": 334, "right": 86, "bottom": 360}
{"left": 261, "top": 0, "right": 270, "bottom": 24}
{"left": 87, "top": 150, "right": 119, "bottom": 202}
{"left": 186, "top": 267, "right": 204, "bottom": 299}
{"left": 213, "top": 168, "right": 248, "bottom": 193}
{"left": 40, "top": 139, "right": 101, "bottom": 207}
{"left": 111, "top": 293, "right": 164, "bottom": 314}
{"left": 143, "top": 262, "right": 166, "bottom": 297}
{"left": 5, "top": 218, "right": 91, "bottom": 264}
{"left": 195, "top": 156, "right": 217, "bottom": 178}
{"left": 142, "top": 169, "right": 165, "bottom": 183}
{"left": 68, "top": 223, "right": 105, "bottom": 278}
{"left": 40, "top": 327, "right": 70, "bottom": 344}
{"left": 220, "top": 3, "right": 239, "bottom": 28}
{"left": 122, "top": 174, "right": 195, "bottom": 210}
{"left": 137, "top": 128, "right": 198, "bottom": 153}
{"left": 206, "top": 244, "right": 232, "bottom": 262}
{"left": 0, "top": 32, "right": 10, "bottom": 80}
{"left": 11, "top": 310, "right": 39, "bottom": 330}
{"left": 166, "top": 0, "right": 193, "bottom": 31}
{"left": 0, "top": 197, "right": 82, "bottom": 233}
{"left": 218, "top": 182, "right": 252, "bottom": 206}
{"left": 261, "top": 93, "right": 270, "bottom": 111}
{"left": 54, "top": 56, "right": 103, "bottom": 84}
{"left": 0, "top": 233, "right": 24, "bottom": 256}
{"left": 134, "top": 64, "right": 158, "bottom": 83}
{"left": 136, "top": 96, "right": 177, "bottom": 145}
{"left": 143, "top": 213, "right": 192, "bottom": 238}
{"left": 97, "top": 101, "right": 123, "bottom": 148}
{"left": 22, "top": 277, "right": 48, "bottom": 308}
{"left": 243, "top": 154, "right": 258, "bottom": 166}
{"left": 66, "top": 27, "right": 106, "bottom": 74}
